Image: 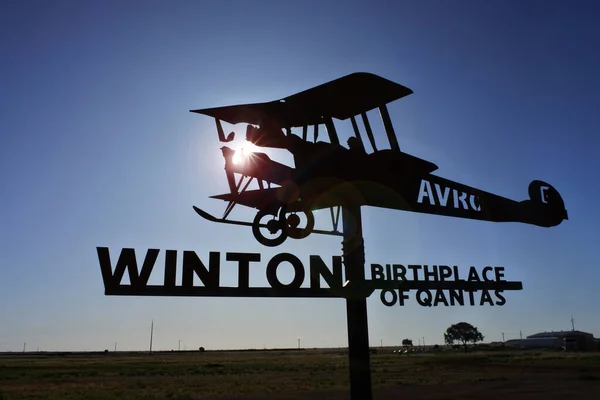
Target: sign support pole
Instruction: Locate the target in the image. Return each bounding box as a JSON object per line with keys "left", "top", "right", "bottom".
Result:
{"left": 342, "top": 205, "right": 372, "bottom": 400}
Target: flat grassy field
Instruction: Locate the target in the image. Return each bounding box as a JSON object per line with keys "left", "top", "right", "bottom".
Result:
{"left": 1, "top": 349, "right": 600, "bottom": 399}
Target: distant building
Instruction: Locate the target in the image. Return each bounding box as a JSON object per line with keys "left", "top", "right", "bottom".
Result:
{"left": 527, "top": 330, "right": 596, "bottom": 351}
{"left": 499, "top": 330, "right": 598, "bottom": 351}
{"left": 504, "top": 337, "right": 563, "bottom": 350}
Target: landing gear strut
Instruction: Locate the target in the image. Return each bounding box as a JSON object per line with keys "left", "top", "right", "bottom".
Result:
{"left": 251, "top": 206, "right": 315, "bottom": 246}
{"left": 252, "top": 205, "right": 288, "bottom": 247}
{"left": 286, "top": 210, "right": 315, "bottom": 239}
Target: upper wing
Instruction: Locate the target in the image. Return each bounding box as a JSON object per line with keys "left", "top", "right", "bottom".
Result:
{"left": 190, "top": 72, "right": 413, "bottom": 128}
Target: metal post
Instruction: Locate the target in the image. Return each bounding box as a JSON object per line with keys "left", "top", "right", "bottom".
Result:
{"left": 342, "top": 205, "right": 372, "bottom": 400}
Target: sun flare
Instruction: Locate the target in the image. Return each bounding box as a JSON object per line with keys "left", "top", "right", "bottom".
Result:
{"left": 231, "top": 142, "right": 259, "bottom": 164}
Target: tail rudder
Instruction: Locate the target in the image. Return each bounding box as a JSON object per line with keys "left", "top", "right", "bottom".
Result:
{"left": 526, "top": 180, "right": 568, "bottom": 225}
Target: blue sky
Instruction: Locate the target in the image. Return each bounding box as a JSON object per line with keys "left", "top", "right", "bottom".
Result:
{"left": 1, "top": 0, "right": 599, "bottom": 351}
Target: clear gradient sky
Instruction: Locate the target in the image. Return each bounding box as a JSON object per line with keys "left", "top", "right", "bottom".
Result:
{"left": 1, "top": 0, "right": 599, "bottom": 352}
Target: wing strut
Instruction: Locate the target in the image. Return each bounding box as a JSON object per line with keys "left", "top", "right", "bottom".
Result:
{"left": 379, "top": 104, "right": 400, "bottom": 152}
{"left": 350, "top": 116, "right": 366, "bottom": 152}
{"left": 324, "top": 117, "right": 340, "bottom": 146}
{"left": 223, "top": 175, "right": 254, "bottom": 219}
{"left": 216, "top": 118, "right": 234, "bottom": 142}
{"left": 330, "top": 206, "right": 341, "bottom": 232}
{"left": 360, "top": 112, "right": 378, "bottom": 152}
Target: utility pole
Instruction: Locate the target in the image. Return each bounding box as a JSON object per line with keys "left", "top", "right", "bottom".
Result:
{"left": 178, "top": 340, "right": 181, "bottom": 352}
{"left": 502, "top": 332, "right": 505, "bottom": 343}
{"left": 520, "top": 330, "right": 522, "bottom": 340}
{"left": 23, "top": 342, "right": 26, "bottom": 353}
{"left": 571, "top": 316, "right": 575, "bottom": 331}
{"left": 114, "top": 342, "right": 117, "bottom": 352}
{"left": 149, "top": 320, "right": 154, "bottom": 354}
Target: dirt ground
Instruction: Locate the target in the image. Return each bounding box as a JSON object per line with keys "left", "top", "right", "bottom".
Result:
{"left": 201, "top": 363, "right": 600, "bottom": 400}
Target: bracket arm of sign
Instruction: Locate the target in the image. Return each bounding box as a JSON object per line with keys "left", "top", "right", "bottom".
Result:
{"left": 103, "top": 279, "right": 522, "bottom": 298}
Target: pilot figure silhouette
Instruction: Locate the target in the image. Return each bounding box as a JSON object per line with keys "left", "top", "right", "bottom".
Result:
{"left": 347, "top": 136, "right": 364, "bottom": 152}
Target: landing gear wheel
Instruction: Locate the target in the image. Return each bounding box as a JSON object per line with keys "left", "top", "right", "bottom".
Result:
{"left": 286, "top": 210, "right": 315, "bottom": 239}
{"left": 252, "top": 205, "right": 288, "bottom": 247}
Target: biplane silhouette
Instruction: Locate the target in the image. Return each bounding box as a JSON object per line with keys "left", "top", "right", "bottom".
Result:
{"left": 191, "top": 73, "right": 568, "bottom": 247}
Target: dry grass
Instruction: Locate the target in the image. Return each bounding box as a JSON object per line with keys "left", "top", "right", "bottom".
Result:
{"left": 1, "top": 349, "right": 599, "bottom": 399}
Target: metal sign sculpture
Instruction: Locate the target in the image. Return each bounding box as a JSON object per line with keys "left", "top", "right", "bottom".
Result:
{"left": 97, "top": 72, "right": 567, "bottom": 400}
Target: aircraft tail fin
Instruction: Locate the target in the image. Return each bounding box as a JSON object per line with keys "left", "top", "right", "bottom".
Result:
{"left": 526, "top": 180, "right": 568, "bottom": 225}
